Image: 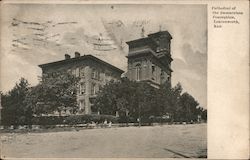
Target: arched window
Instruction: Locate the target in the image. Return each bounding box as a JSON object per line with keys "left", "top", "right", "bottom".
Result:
{"left": 135, "top": 64, "right": 141, "bottom": 81}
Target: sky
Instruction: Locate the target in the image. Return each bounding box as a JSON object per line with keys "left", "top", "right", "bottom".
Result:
{"left": 1, "top": 4, "right": 207, "bottom": 108}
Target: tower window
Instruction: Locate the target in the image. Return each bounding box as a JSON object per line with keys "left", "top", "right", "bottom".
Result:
{"left": 135, "top": 64, "right": 141, "bottom": 81}
{"left": 160, "top": 70, "right": 164, "bottom": 83}
{"left": 152, "top": 65, "right": 155, "bottom": 80}
{"left": 167, "top": 74, "right": 171, "bottom": 81}
{"left": 152, "top": 65, "right": 155, "bottom": 73}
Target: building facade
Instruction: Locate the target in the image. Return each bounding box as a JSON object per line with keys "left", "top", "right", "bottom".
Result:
{"left": 126, "top": 31, "right": 173, "bottom": 88}
{"left": 39, "top": 52, "right": 124, "bottom": 114}
{"left": 38, "top": 30, "right": 173, "bottom": 115}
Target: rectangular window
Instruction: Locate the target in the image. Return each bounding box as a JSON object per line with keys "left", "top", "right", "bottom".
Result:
{"left": 96, "top": 71, "right": 100, "bottom": 80}
{"left": 91, "top": 83, "right": 97, "bottom": 95}
{"left": 91, "top": 69, "right": 95, "bottom": 79}
{"left": 91, "top": 83, "right": 94, "bottom": 95}
{"left": 75, "top": 68, "right": 80, "bottom": 77}
{"left": 93, "top": 84, "right": 96, "bottom": 95}
{"left": 80, "top": 83, "right": 85, "bottom": 95}
{"left": 91, "top": 69, "right": 100, "bottom": 80}
{"left": 79, "top": 99, "right": 85, "bottom": 111}
{"left": 67, "top": 69, "right": 71, "bottom": 73}
{"left": 151, "top": 65, "right": 155, "bottom": 80}
{"left": 136, "top": 64, "right": 141, "bottom": 81}
{"left": 80, "top": 67, "right": 85, "bottom": 77}
{"left": 167, "top": 75, "right": 171, "bottom": 81}
{"left": 72, "top": 69, "right": 76, "bottom": 76}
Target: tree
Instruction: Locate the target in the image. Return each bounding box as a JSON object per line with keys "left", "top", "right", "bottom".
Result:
{"left": 157, "top": 82, "right": 182, "bottom": 120}
{"left": 177, "top": 92, "right": 199, "bottom": 122}
{"left": 93, "top": 78, "right": 163, "bottom": 121}
{"left": 25, "top": 73, "right": 80, "bottom": 116}
{"left": 93, "top": 78, "right": 137, "bottom": 116}
{"left": 201, "top": 109, "right": 207, "bottom": 121}
{"left": 1, "top": 78, "right": 31, "bottom": 126}
{"left": 93, "top": 78, "right": 205, "bottom": 123}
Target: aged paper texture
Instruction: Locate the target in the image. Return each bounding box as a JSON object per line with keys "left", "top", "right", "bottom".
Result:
{"left": 0, "top": 0, "right": 249, "bottom": 159}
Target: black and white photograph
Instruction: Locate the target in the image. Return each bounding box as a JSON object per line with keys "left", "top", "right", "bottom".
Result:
{"left": 0, "top": 2, "right": 208, "bottom": 158}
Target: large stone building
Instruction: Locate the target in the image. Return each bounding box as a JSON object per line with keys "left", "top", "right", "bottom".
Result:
{"left": 126, "top": 31, "right": 173, "bottom": 88}
{"left": 39, "top": 53, "right": 124, "bottom": 114}
{"left": 39, "top": 30, "right": 173, "bottom": 115}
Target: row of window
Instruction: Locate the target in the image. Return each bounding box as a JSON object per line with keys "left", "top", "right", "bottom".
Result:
{"left": 70, "top": 67, "right": 84, "bottom": 77}
{"left": 43, "top": 72, "right": 63, "bottom": 78}
{"left": 91, "top": 69, "right": 100, "bottom": 80}
{"left": 134, "top": 64, "right": 170, "bottom": 82}
{"left": 71, "top": 67, "right": 102, "bottom": 80}
{"left": 44, "top": 67, "right": 112, "bottom": 82}
{"left": 79, "top": 82, "right": 100, "bottom": 95}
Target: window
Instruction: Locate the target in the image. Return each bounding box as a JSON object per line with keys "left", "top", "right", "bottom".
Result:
{"left": 96, "top": 71, "right": 100, "bottom": 80}
{"left": 67, "top": 69, "right": 71, "bottom": 73}
{"left": 167, "top": 74, "right": 171, "bottom": 81}
{"left": 156, "top": 47, "right": 160, "bottom": 52}
{"left": 79, "top": 99, "right": 85, "bottom": 111}
{"left": 152, "top": 65, "right": 156, "bottom": 80}
{"left": 160, "top": 70, "right": 164, "bottom": 76}
{"left": 91, "top": 83, "right": 96, "bottom": 95}
{"left": 135, "top": 64, "right": 141, "bottom": 81}
{"left": 91, "top": 69, "right": 100, "bottom": 80}
{"left": 91, "top": 69, "right": 95, "bottom": 79}
{"left": 152, "top": 65, "right": 155, "bottom": 73}
{"left": 72, "top": 69, "right": 76, "bottom": 76}
{"left": 80, "top": 67, "right": 85, "bottom": 77}
{"left": 75, "top": 68, "right": 80, "bottom": 77}
{"left": 79, "top": 83, "right": 85, "bottom": 95}
{"left": 160, "top": 70, "right": 164, "bottom": 83}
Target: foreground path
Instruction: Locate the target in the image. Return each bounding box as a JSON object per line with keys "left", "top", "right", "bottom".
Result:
{"left": 1, "top": 124, "right": 207, "bottom": 158}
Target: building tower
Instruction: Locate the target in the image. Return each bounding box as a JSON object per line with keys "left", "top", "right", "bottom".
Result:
{"left": 126, "top": 31, "right": 173, "bottom": 88}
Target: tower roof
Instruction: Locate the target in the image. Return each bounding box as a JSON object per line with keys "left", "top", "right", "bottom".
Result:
{"left": 148, "top": 30, "right": 172, "bottom": 39}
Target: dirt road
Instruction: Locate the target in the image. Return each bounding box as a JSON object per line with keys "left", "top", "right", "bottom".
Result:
{"left": 1, "top": 124, "right": 207, "bottom": 158}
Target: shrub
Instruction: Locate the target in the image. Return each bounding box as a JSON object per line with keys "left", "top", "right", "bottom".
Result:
{"left": 32, "top": 116, "right": 65, "bottom": 125}
{"left": 32, "top": 114, "right": 118, "bottom": 126}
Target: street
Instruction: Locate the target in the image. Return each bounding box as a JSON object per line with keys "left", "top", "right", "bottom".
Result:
{"left": 1, "top": 123, "right": 207, "bottom": 158}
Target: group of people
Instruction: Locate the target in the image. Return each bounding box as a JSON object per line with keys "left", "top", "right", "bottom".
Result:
{"left": 89, "top": 119, "right": 112, "bottom": 128}
{"left": 103, "top": 119, "right": 112, "bottom": 128}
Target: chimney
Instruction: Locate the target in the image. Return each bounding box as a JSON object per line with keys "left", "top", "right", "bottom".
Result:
{"left": 65, "top": 54, "right": 71, "bottom": 60}
{"left": 75, "top": 52, "right": 80, "bottom": 58}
